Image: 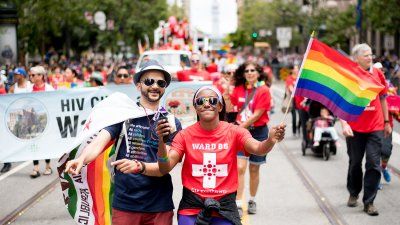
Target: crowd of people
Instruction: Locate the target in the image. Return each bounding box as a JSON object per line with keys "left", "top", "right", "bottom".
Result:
{"left": 1, "top": 40, "right": 400, "bottom": 224}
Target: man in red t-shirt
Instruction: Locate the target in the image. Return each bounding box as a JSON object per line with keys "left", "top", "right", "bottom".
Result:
{"left": 340, "top": 44, "right": 391, "bottom": 216}
{"left": 177, "top": 53, "right": 211, "bottom": 81}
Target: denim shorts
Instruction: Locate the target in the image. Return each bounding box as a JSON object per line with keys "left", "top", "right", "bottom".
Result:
{"left": 237, "top": 125, "right": 268, "bottom": 165}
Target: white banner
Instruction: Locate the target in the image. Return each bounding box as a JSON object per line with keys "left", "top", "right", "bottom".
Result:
{"left": 0, "top": 81, "right": 210, "bottom": 162}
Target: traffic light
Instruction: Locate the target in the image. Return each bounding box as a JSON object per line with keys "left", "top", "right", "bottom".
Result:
{"left": 251, "top": 32, "right": 258, "bottom": 38}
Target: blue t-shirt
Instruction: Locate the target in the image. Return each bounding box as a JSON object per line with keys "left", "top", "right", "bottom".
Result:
{"left": 104, "top": 114, "right": 182, "bottom": 212}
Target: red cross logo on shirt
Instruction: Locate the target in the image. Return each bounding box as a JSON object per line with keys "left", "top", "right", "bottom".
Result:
{"left": 192, "top": 153, "right": 228, "bottom": 189}
{"left": 83, "top": 118, "right": 92, "bottom": 131}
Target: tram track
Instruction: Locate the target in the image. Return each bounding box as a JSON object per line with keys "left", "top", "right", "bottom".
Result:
{"left": 278, "top": 142, "right": 349, "bottom": 225}
{"left": 0, "top": 178, "right": 59, "bottom": 225}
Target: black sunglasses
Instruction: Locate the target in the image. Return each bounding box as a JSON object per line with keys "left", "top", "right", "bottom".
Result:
{"left": 194, "top": 97, "right": 219, "bottom": 107}
{"left": 244, "top": 69, "right": 256, "bottom": 73}
{"left": 141, "top": 78, "right": 167, "bottom": 88}
{"left": 116, "top": 73, "right": 130, "bottom": 79}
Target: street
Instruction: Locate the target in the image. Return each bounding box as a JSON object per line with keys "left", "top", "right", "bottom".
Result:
{"left": 1, "top": 82, "right": 400, "bottom": 225}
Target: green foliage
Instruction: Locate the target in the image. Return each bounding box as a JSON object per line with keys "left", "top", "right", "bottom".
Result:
{"left": 306, "top": 6, "right": 356, "bottom": 51}
{"left": 11, "top": 0, "right": 168, "bottom": 57}
{"left": 227, "top": 0, "right": 305, "bottom": 48}
{"left": 366, "top": 0, "right": 400, "bottom": 34}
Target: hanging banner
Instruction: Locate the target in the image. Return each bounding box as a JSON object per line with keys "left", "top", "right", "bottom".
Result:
{"left": 0, "top": 81, "right": 209, "bottom": 162}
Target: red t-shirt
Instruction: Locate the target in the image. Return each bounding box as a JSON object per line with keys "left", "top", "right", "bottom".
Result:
{"left": 230, "top": 85, "right": 271, "bottom": 126}
{"left": 171, "top": 121, "right": 252, "bottom": 215}
{"left": 206, "top": 64, "right": 218, "bottom": 73}
{"left": 285, "top": 75, "right": 296, "bottom": 88}
{"left": 294, "top": 96, "right": 309, "bottom": 111}
{"left": 348, "top": 68, "right": 388, "bottom": 132}
{"left": 177, "top": 68, "right": 211, "bottom": 81}
{"left": 0, "top": 87, "right": 6, "bottom": 95}
{"left": 32, "top": 84, "right": 46, "bottom": 92}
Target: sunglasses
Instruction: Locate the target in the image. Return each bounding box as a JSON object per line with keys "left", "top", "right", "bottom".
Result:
{"left": 194, "top": 97, "right": 219, "bottom": 107}
{"left": 244, "top": 69, "right": 256, "bottom": 73}
{"left": 29, "top": 73, "right": 41, "bottom": 77}
{"left": 226, "top": 71, "right": 235, "bottom": 75}
{"left": 116, "top": 73, "right": 130, "bottom": 79}
{"left": 191, "top": 60, "right": 200, "bottom": 63}
{"left": 141, "top": 78, "right": 167, "bottom": 88}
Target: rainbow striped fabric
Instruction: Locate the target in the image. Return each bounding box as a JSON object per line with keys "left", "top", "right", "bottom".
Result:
{"left": 294, "top": 38, "right": 385, "bottom": 121}
{"left": 57, "top": 92, "right": 153, "bottom": 225}
{"left": 58, "top": 140, "right": 116, "bottom": 225}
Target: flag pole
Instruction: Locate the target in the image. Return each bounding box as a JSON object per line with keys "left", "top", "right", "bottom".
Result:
{"left": 280, "top": 31, "right": 315, "bottom": 124}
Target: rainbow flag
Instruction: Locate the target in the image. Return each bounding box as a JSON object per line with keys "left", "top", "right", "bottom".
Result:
{"left": 294, "top": 38, "right": 385, "bottom": 121}
{"left": 58, "top": 140, "right": 115, "bottom": 225}
{"left": 57, "top": 92, "right": 153, "bottom": 225}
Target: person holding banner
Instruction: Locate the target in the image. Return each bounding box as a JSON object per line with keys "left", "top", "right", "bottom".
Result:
{"left": 65, "top": 60, "right": 182, "bottom": 225}
{"left": 29, "top": 65, "right": 55, "bottom": 178}
{"left": 340, "top": 43, "right": 391, "bottom": 216}
{"left": 150, "top": 86, "right": 285, "bottom": 225}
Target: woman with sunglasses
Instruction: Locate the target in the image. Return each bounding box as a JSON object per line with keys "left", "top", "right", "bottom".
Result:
{"left": 150, "top": 86, "right": 285, "bottom": 225}
{"left": 113, "top": 66, "right": 133, "bottom": 85}
{"left": 230, "top": 61, "right": 272, "bottom": 217}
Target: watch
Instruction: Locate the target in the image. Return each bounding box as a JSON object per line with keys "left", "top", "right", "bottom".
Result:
{"left": 384, "top": 120, "right": 389, "bottom": 124}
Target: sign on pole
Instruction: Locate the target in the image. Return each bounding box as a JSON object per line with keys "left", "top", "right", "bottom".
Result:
{"left": 276, "top": 27, "right": 292, "bottom": 41}
{"left": 279, "top": 40, "right": 290, "bottom": 48}
{"left": 384, "top": 35, "right": 395, "bottom": 50}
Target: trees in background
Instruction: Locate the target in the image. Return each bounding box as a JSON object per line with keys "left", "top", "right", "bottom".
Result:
{"left": 11, "top": 0, "right": 168, "bottom": 60}
{"left": 229, "top": 0, "right": 400, "bottom": 53}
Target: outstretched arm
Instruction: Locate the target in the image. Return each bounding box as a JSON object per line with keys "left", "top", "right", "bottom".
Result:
{"left": 244, "top": 124, "right": 286, "bottom": 156}
{"left": 65, "top": 129, "right": 112, "bottom": 175}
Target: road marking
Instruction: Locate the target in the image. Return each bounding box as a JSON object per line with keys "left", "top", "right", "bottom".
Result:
{"left": 0, "top": 161, "right": 31, "bottom": 182}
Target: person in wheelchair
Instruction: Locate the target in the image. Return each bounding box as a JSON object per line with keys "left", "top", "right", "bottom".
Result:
{"left": 312, "top": 106, "right": 339, "bottom": 147}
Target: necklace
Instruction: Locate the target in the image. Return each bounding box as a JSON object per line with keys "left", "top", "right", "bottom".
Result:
{"left": 139, "top": 103, "right": 159, "bottom": 141}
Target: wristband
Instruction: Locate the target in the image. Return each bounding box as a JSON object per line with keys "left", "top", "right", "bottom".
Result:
{"left": 158, "top": 155, "right": 169, "bottom": 163}
{"left": 138, "top": 161, "right": 146, "bottom": 174}
{"left": 384, "top": 120, "right": 389, "bottom": 124}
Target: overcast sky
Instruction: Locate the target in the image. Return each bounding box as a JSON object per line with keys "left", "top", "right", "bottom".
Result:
{"left": 168, "top": 0, "right": 238, "bottom": 37}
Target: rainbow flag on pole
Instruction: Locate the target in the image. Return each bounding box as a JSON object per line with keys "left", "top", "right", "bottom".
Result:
{"left": 58, "top": 92, "right": 151, "bottom": 225}
{"left": 294, "top": 38, "right": 385, "bottom": 121}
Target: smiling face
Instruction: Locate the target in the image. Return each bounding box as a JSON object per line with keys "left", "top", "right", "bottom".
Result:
{"left": 194, "top": 89, "right": 223, "bottom": 123}
{"left": 136, "top": 70, "right": 166, "bottom": 103}
{"left": 244, "top": 63, "right": 259, "bottom": 85}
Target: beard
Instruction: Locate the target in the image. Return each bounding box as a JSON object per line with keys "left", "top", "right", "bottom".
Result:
{"left": 141, "top": 88, "right": 163, "bottom": 103}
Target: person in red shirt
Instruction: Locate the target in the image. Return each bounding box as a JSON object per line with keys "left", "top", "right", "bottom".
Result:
{"left": 29, "top": 66, "right": 54, "bottom": 178}
{"left": 285, "top": 65, "right": 300, "bottom": 136}
{"left": 149, "top": 86, "right": 285, "bottom": 225}
{"left": 229, "top": 61, "right": 272, "bottom": 217}
{"left": 206, "top": 58, "right": 219, "bottom": 73}
{"left": 340, "top": 44, "right": 391, "bottom": 216}
{"left": 177, "top": 53, "right": 211, "bottom": 81}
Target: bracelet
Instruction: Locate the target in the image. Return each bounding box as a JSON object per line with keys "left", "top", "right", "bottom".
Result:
{"left": 138, "top": 161, "right": 146, "bottom": 174}
{"left": 158, "top": 155, "right": 169, "bottom": 163}
{"left": 384, "top": 120, "right": 389, "bottom": 124}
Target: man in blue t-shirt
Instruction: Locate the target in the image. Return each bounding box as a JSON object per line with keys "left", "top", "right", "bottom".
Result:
{"left": 65, "top": 60, "right": 181, "bottom": 225}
